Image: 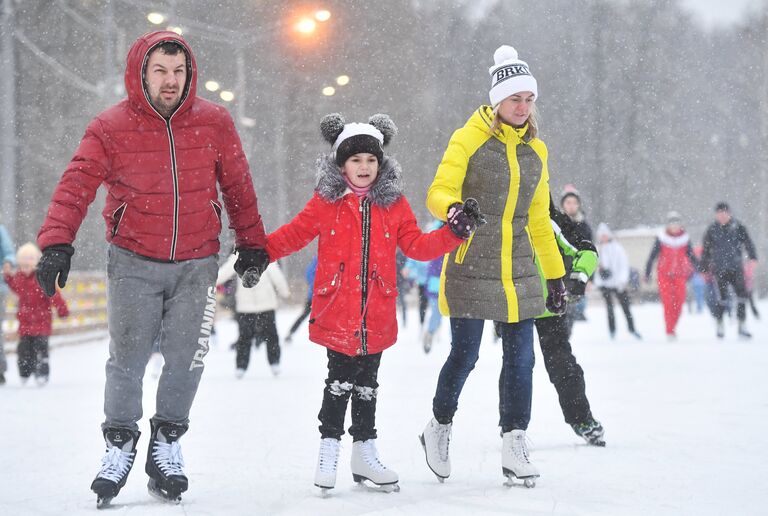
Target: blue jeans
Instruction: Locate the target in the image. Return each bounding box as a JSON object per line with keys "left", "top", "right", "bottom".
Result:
{"left": 432, "top": 318, "right": 535, "bottom": 431}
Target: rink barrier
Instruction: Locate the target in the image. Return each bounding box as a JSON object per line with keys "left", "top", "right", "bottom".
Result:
{"left": 2, "top": 271, "right": 108, "bottom": 353}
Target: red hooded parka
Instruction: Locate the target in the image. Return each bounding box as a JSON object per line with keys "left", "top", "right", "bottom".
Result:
{"left": 37, "top": 31, "right": 265, "bottom": 261}
{"left": 3, "top": 271, "right": 69, "bottom": 336}
{"left": 266, "top": 155, "right": 464, "bottom": 357}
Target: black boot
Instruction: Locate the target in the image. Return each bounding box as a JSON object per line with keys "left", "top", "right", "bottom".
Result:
{"left": 91, "top": 427, "right": 140, "bottom": 508}
{"left": 145, "top": 421, "right": 188, "bottom": 503}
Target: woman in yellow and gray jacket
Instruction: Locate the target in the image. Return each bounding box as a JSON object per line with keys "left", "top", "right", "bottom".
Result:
{"left": 419, "top": 45, "right": 566, "bottom": 487}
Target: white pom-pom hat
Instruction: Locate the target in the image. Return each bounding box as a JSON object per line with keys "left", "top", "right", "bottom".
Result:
{"left": 488, "top": 45, "right": 538, "bottom": 107}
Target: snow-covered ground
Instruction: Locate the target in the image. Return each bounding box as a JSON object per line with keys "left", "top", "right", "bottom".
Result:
{"left": 1, "top": 299, "right": 766, "bottom": 515}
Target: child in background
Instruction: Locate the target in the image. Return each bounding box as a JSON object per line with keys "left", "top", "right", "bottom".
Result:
{"left": 285, "top": 255, "right": 318, "bottom": 343}
{"left": 2, "top": 243, "right": 69, "bottom": 385}
{"left": 218, "top": 253, "right": 291, "bottom": 378}
{"left": 265, "top": 113, "right": 479, "bottom": 493}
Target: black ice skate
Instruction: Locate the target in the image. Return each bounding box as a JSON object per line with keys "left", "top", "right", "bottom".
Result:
{"left": 145, "top": 421, "right": 188, "bottom": 504}
{"left": 572, "top": 420, "right": 606, "bottom": 447}
{"left": 90, "top": 428, "right": 140, "bottom": 509}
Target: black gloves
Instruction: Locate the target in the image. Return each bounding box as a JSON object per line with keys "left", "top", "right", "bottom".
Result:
{"left": 234, "top": 247, "right": 270, "bottom": 288}
{"left": 447, "top": 198, "right": 487, "bottom": 239}
{"left": 565, "top": 272, "right": 588, "bottom": 297}
{"left": 36, "top": 244, "right": 75, "bottom": 297}
{"left": 545, "top": 278, "right": 567, "bottom": 315}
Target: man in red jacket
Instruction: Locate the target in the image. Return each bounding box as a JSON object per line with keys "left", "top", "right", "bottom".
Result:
{"left": 35, "top": 31, "right": 269, "bottom": 507}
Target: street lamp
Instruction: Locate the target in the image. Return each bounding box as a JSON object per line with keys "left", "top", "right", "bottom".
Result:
{"left": 147, "top": 12, "right": 165, "bottom": 25}
{"left": 315, "top": 10, "right": 331, "bottom": 22}
{"left": 322, "top": 86, "right": 335, "bottom": 96}
{"left": 336, "top": 75, "right": 349, "bottom": 86}
{"left": 204, "top": 80, "right": 220, "bottom": 92}
{"left": 295, "top": 17, "right": 317, "bottom": 34}
{"left": 167, "top": 26, "right": 183, "bottom": 35}
{"left": 220, "top": 90, "right": 234, "bottom": 102}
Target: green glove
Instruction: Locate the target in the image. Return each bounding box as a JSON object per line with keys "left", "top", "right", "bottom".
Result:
{"left": 572, "top": 249, "right": 597, "bottom": 277}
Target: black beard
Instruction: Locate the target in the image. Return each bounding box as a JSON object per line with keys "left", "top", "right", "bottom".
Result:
{"left": 149, "top": 93, "right": 180, "bottom": 118}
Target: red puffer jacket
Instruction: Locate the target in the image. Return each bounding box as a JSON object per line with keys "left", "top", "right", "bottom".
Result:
{"left": 657, "top": 230, "right": 694, "bottom": 279}
{"left": 3, "top": 271, "right": 69, "bottom": 336}
{"left": 267, "top": 155, "right": 463, "bottom": 356}
{"left": 38, "top": 31, "right": 265, "bottom": 261}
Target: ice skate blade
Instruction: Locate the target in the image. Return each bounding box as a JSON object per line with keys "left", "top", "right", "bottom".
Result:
{"left": 353, "top": 475, "right": 400, "bottom": 493}
{"left": 418, "top": 434, "right": 449, "bottom": 482}
{"left": 316, "top": 486, "right": 333, "bottom": 498}
{"left": 96, "top": 496, "right": 114, "bottom": 509}
{"left": 147, "top": 479, "right": 182, "bottom": 504}
{"left": 502, "top": 468, "right": 538, "bottom": 489}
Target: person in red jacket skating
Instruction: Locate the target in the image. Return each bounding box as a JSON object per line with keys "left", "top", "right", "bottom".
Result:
{"left": 2, "top": 243, "right": 69, "bottom": 386}
{"left": 266, "top": 113, "right": 482, "bottom": 494}
{"left": 644, "top": 211, "right": 698, "bottom": 340}
{"left": 34, "top": 32, "right": 269, "bottom": 507}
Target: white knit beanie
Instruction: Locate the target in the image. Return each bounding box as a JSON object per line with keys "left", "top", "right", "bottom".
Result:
{"left": 488, "top": 45, "right": 538, "bottom": 107}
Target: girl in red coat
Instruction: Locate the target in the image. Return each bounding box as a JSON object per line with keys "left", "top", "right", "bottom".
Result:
{"left": 266, "top": 113, "right": 481, "bottom": 493}
{"left": 644, "top": 212, "right": 697, "bottom": 339}
{"left": 2, "top": 243, "right": 69, "bottom": 385}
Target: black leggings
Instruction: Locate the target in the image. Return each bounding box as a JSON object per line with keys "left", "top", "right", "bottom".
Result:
{"left": 235, "top": 311, "right": 280, "bottom": 370}
{"left": 713, "top": 268, "right": 749, "bottom": 322}
{"left": 600, "top": 288, "right": 636, "bottom": 335}
{"left": 17, "top": 335, "right": 49, "bottom": 378}
{"left": 318, "top": 349, "right": 382, "bottom": 441}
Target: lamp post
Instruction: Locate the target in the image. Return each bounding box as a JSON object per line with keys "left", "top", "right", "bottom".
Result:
{"left": 1, "top": 0, "right": 17, "bottom": 235}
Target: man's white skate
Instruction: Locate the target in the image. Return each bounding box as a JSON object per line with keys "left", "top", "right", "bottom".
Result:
{"left": 419, "top": 418, "right": 451, "bottom": 482}
{"left": 314, "top": 437, "right": 341, "bottom": 497}
{"left": 502, "top": 430, "right": 539, "bottom": 488}
{"left": 350, "top": 439, "right": 400, "bottom": 493}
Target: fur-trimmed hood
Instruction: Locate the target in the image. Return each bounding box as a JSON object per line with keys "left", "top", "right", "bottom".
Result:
{"left": 314, "top": 154, "right": 403, "bottom": 207}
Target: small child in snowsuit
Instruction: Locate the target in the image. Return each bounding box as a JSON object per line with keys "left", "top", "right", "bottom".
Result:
{"left": 2, "top": 243, "right": 69, "bottom": 385}
{"left": 265, "top": 113, "right": 480, "bottom": 492}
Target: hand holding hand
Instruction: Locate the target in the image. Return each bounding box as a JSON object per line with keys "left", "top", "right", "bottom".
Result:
{"left": 234, "top": 247, "right": 270, "bottom": 288}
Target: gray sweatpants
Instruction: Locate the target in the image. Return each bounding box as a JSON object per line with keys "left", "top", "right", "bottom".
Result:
{"left": 0, "top": 290, "right": 7, "bottom": 375}
{"left": 103, "top": 245, "right": 217, "bottom": 432}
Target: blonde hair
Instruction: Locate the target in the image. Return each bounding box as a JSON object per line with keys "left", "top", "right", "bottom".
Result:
{"left": 17, "top": 242, "right": 42, "bottom": 263}
{"left": 489, "top": 102, "right": 539, "bottom": 140}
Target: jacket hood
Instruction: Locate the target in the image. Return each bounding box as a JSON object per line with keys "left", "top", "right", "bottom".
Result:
{"left": 315, "top": 154, "right": 403, "bottom": 207}
{"left": 124, "top": 31, "right": 197, "bottom": 118}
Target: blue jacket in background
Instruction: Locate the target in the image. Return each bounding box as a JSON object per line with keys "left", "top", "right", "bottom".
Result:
{"left": 0, "top": 224, "right": 16, "bottom": 295}
{"left": 305, "top": 255, "right": 318, "bottom": 302}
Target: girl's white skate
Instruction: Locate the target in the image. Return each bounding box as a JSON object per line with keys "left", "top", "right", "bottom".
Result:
{"left": 351, "top": 439, "right": 400, "bottom": 493}
{"left": 314, "top": 437, "right": 341, "bottom": 497}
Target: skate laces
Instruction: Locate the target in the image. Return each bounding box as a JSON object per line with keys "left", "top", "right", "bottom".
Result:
{"left": 359, "top": 441, "right": 387, "bottom": 472}
{"left": 510, "top": 433, "right": 532, "bottom": 464}
{"left": 97, "top": 445, "right": 134, "bottom": 483}
{"left": 152, "top": 440, "right": 185, "bottom": 477}
{"left": 318, "top": 438, "right": 341, "bottom": 474}
{"left": 435, "top": 422, "right": 452, "bottom": 462}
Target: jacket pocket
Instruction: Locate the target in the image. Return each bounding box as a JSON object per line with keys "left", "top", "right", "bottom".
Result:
{"left": 111, "top": 202, "right": 127, "bottom": 237}
{"left": 454, "top": 232, "right": 475, "bottom": 264}
{"left": 210, "top": 200, "right": 223, "bottom": 223}
{"left": 309, "top": 277, "right": 342, "bottom": 325}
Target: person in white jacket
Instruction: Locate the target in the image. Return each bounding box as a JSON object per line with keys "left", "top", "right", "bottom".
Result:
{"left": 594, "top": 223, "right": 641, "bottom": 340}
{"left": 218, "top": 254, "right": 291, "bottom": 377}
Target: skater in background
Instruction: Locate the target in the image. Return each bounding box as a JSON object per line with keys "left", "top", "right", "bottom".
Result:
{"left": 217, "top": 252, "right": 290, "bottom": 377}
{"left": 402, "top": 255, "right": 429, "bottom": 328}
{"left": 594, "top": 223, "right": 642, "bottom": 340}
{"left": 420, "top": 220, "right": 447, "bottom": 353}
{"left": 35, "top": 32, "right": 269, "bottom": 505}
{"left": 420, "top": 45, "right": 566, "bottom": 488}
{"left": 534, "top": 199, "right": 605, "bottom": 446}
{"left": 560, "top": 186, "right": 592, "bottom": 326}
{"left": 266, "top": 113, "right": 476, "bottom": 493}
{"left": 2, "top": 243, "right": 69, "bottom": 386}
{"left": 700, "top": 202, "right": 758, "bottom": 338}
{"left": 644, "top": 211, "right": 698, "bottom": 340}
{"left": 0, "top": 220, "right": 16, "bottom": 386}
{"left": 285, "top": 255, "right": 318, "bottom": 343}
{"left": 689, "top": 245, "right": 707, "bottom": 314}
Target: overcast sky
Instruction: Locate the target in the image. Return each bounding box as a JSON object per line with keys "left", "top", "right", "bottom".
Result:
{"left": 679, "top": 0, "right": 762, "bottom": 28}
